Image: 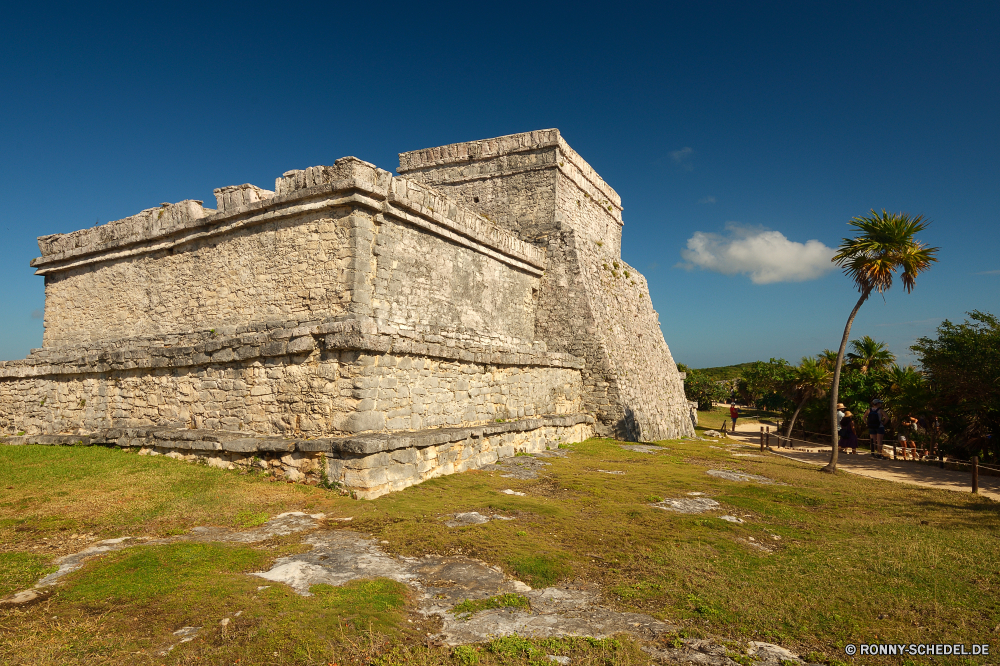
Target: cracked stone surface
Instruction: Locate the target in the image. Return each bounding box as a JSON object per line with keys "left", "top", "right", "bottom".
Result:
{"left": 719, "top": 515, "right": 745, "bottom": 523}
{"left": 2, "top": 510, "right": 816, "bottom": 664}
{"left": 481, "top": 455, "right": 552, "bottom": 480}
{"left": 651, "top": 498, "right": 721, "bottom": 514}
{"left": 619, "top": 445, "right": 665, "bottom": 453}
{"left": 252, "top": 529, "right": 676, "bottom": 645}
{"left": 644, "top": 637, "right": 820, "bottom": 666}
{"left": 443, "top": 512, "right": 513, "bottom": 528}
{"left": 707, "top": 469, "right": 778, "bottom": 484}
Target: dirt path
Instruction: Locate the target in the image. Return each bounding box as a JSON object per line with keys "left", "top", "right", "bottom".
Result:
{"left": 721, "top": 422, "right": 998, "bottom": 501}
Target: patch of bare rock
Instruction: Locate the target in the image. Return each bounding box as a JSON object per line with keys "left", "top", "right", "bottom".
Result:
{"left": 707, "top": 469, "right": 779, "bottom": 484}
{"left": 620, "top": 444, "right": 666, "bottom": 453}
{"left": 651, "top": 497, "right": 721, "bottom": 514}
{"left": 444, "top": 512, "right": 513, "bottom": 527}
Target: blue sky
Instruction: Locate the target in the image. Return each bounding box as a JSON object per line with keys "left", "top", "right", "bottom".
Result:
{"left": 1, "top": 1, "right": 997, "bottom": 368}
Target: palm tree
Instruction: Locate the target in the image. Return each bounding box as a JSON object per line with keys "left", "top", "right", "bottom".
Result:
{"left": 785, "top": 357, "right": 832, "bottom": 440}
{"left": 817, "top": 349, "right": 839, "bottom": 371}
{"left": 879, "top": 364, "right": 928, "bottom": 427}
{"left": 846, "top": 336, "right": 895, "bottom": 374}
{"left": 824, "top": 210, "right": 938, "bottom": 473}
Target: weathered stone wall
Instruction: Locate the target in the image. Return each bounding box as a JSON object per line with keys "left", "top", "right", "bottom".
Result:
{"left": 0, "top": 320, "right": 582, "bottom": 437}
{"left": 369, "top": 213, "right": 538, "bottom": 343}
{"left": 1, "top": 414, "right": 593, "bottom": 499}
{"left": 41, "top": 209, "right": 356, "bottom": 348}
{"left": 398, "top": 130, "right": 692, "bottom": 441}
{"left": 33, "top": 158, "right": 545, "bottom": 351}
{"left": 4, "top": 129, "right": 692, "bottom": 497}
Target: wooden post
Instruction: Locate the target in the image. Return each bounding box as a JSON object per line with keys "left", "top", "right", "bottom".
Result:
{"left": 766, "top": 427, "right": 770, "bottom": 451}
{"left": 972, "top": 456, "right": 979, "bottom": 494}
{"left": 759, "top": 426, "right": 764, "bottom": 451}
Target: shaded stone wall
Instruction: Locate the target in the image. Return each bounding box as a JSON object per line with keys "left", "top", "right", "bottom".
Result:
{"left": 398, "top": 130, "right": 693, "bottom": 441}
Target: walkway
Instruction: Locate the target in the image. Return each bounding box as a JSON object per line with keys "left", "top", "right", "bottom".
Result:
{"left": 723, "top": 421, "right": 999, "bottom": 502}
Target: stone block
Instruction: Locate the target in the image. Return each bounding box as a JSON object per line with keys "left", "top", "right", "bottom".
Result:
{"left": 389, "top": 447, "right": 418, "bottom": 464}
{"left": 344, "top": 411, "right": 385, "bottom": 433}
{"left": 288, "top": 336, "right": 316, "bottom": 354}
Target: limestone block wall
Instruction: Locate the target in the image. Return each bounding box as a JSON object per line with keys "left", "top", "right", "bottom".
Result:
{"left": 369, "top": 213, "right": 538, "bottom": 342}
{"left": 0, "top": 318, "right": 583, "bottom": 438}
{"left": 40, "top": 209, "right": 357, "bottom": 348}
{"left": 33, "top": 157, "right": 546, "bottom": 351}
{"left": 1, "top": 414, "right": 593, "bottom": 499}
{"left": 398, "top": 129, "right": 692, "bottom": 441}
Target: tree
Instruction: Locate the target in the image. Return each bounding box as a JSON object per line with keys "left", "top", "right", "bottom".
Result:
{"left": 877, "top": 364, "right": 928, "bottom": 429}
{"left": 846, "top": 336, "right": 896, "bottom": 374}
{"left": 912, "top": 311, "right": 1000, "bottom": 461}
{"left": 738, "top": 359, "right": 793, "bottom": 409}
{"left": 784, "top": 357, "right": 832, "bottom": 438}
{"left": 824, "top": 210, "right": 938, "bottom": 473}
{"left": 817, "top": 349, "right": 839, "bottom": 371}
{"left": 683, "top": 370, "right": 727, "bottom": 410}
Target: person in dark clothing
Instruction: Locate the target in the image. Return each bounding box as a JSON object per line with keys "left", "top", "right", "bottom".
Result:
{"left": 841, "top": 411, "right": 858, "bottom": 454}
{"left": 865, "top": 399, "right": 887, "bottom": 457}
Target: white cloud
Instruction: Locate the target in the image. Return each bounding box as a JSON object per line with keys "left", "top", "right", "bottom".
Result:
{"left": 678, "top": 223, "right": 836, "bottom": 284}
{"left": 975, "top": 269, "right": 1000, "bottom": 275}
{"left": 669, "top": 147, "right": 694, "bottom": 171}
{"left": 698, "top": 195, "right": 716, "bottom": 204}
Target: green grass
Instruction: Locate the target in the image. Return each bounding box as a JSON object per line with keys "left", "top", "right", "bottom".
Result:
{"left": 0, "top": 444, "right": 361, "bottom": 551}
{"left": 0, "top": 552, "right": 57, "bottom": 597}
{"left": 60, "top": 542, "right": 275, "bottom": 604}
{"left": 2, "top": 439, "right": 999, "bottom": 665}
{"left": 508, "top": 553, "right": 572, "bottom": 588}
{"left": 451, "top": 593, "right": 531, "bottom": 619}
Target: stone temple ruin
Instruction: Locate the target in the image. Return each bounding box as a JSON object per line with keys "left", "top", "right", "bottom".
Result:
{"left": 0, "top": 130, "right": 693, "bottom": 497}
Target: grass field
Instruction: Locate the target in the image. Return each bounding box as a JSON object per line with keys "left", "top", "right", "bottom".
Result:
{"left": 1, "top": 439, "right": 998, "bottom": 665}
{"left": 695, "top": 405, "right": 779, "bottom": 432}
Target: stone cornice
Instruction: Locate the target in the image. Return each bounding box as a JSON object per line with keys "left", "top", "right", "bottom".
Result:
{"left": 0, "top": 317, "right": 582, "bottom": 379}
{"left": 31, "top": 158, "right": 544, "bottom": 276}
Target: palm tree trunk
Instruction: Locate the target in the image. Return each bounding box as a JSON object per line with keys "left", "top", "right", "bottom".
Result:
{"left": 823, "top": 287, "right": 871, "bottom": 473}
{"left": 786, "top": 398, "right": 807, "bottom": 441}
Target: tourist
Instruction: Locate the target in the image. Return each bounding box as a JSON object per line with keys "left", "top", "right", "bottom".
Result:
{"left": 865, "top": 399, "right": 886, "bottom": 457}
{"left": 841, "top": 411, "right": 858, "bottom": 454}
{"left": 729, "top": 402, "right": 740, "bottom": 433}
{"left": 836, "top": 402, "right": 846, "bottom": 439}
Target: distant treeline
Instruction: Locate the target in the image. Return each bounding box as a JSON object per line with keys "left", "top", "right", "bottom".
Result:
{"left": 683, "top": 362, "right": 756, "bottom": 383}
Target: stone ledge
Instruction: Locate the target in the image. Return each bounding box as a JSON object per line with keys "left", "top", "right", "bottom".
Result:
{"left": 0, "top": 413, "right": 594, "bottom": 457}
{"left": 0, "top": 318, "right": 583, "bottom": 379}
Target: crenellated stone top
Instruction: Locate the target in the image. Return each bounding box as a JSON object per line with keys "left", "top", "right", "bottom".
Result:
{"left": 30, "top": 157, "right": 544, "bottom": 275}
{"left": 397, "top": 128, "right": 622, "bottom": 213}
{"left": 36, "top": 200, "right": 214, "bottom": 258}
